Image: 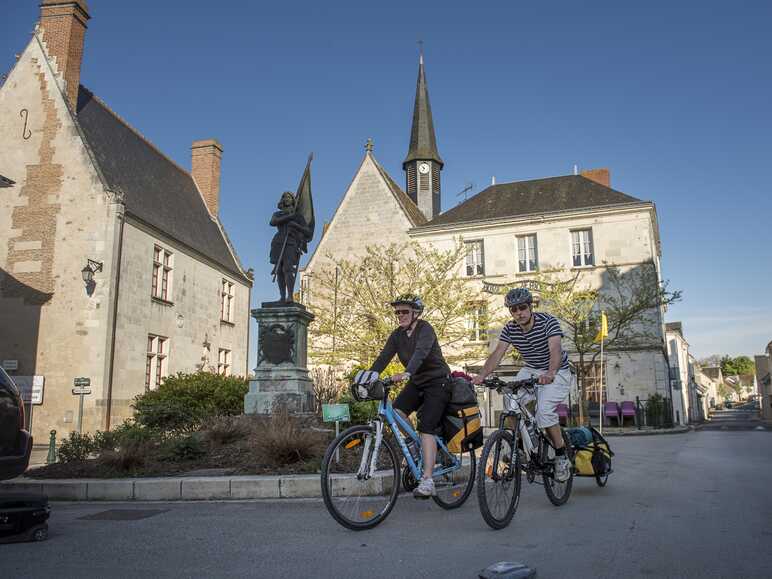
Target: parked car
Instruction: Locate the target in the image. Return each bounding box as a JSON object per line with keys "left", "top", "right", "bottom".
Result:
{"left": 0, "top": 367, "right": 32, "bottom": 480}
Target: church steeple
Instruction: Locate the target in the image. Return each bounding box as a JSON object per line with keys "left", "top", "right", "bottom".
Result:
{"left": 404, "top": 50, "right": 443, "bottom": 219}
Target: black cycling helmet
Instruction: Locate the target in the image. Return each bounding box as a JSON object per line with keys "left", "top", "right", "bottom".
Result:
{"left": 390, "top": 293, "right": 424, "bottom": 312}
{"left": 504, "top": 287, "right": 533, "bottom": 308}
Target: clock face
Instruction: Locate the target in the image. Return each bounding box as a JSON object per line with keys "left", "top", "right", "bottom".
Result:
{"left": 418, "top": 162, "right": 430, "bottom": 174}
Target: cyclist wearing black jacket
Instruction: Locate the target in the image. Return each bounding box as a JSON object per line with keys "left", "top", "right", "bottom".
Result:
{"left": 369, "top": 293, "right": 450, "bottom": 498}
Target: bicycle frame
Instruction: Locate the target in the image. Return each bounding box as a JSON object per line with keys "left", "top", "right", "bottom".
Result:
{"left": 356, "top": 386, "right": 461, "bottom": 482}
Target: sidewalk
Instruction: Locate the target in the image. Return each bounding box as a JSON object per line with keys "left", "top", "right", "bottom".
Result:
{"left": 601, "top": 425, "right": 690, "bottom": 436}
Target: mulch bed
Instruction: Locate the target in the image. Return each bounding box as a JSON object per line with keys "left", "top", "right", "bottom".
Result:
{"left": 26, "top": 414, "right": 338, "bottom": 480}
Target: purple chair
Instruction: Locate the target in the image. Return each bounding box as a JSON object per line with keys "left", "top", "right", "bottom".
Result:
{"left": 621, "top": 401, "right": 637, "bottom": 427}
{"left": 557, "top": 403, "right": 569, "bottom": 426}
{"left": 604, "top": 401, "right": 621, "bottom": 427}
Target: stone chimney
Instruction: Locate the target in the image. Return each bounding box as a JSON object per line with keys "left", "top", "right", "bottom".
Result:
{"left": 580, "top": 168, "right": 610, "bottom": 188}
{"left": 191, "top": 139, "right": 223, "bottom": 216}
{"left": 38, "top": 0, "right": 90, "bottom": 111}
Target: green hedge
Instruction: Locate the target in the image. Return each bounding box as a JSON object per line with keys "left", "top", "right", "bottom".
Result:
{"left": 132, "top": 372, "right": 248, "bottom": 433}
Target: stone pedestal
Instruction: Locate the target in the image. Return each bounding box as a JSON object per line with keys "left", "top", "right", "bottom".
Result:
{"left": 244, "top": 302, "right": 315, "bottom": 414}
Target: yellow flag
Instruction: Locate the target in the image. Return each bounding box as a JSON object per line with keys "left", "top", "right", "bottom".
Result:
{"left": 594, "top": 311, "right": 608, "bottom": 343}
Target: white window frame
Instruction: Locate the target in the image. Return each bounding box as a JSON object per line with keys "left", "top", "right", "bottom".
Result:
{"left": 466, "top": 303, "right": 487, "bottom": 342}
{"left": 221, "top": 279, "right": 235, "bottom": 323}
{"left": 145, "top": 334, "right": 168, "bottom": 391}
{"left": 517, "top": 233, "right": 539, "bottom": 273}
{"left": 218, "top": 348, "right": 232, "bottom": 376}
{"left": 152, "top": 245, "right": 174, "bottom": 301}
{"left": 571, "top": 229, "right": 594, "bottom": 268}
{"left": 464, "top": 240, "right": 484, "bottom": 277}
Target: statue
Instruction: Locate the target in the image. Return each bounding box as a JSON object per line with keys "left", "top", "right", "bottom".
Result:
{"left": 270, "top": 154, "right": 315, "bottom": 303}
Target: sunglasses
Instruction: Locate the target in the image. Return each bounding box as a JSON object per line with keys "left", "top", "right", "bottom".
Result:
{"left": 394, "top": 309, "right": 412, "bottom": 316}
{"left": 509, "top": 304, "right": 530, "bottom": 313}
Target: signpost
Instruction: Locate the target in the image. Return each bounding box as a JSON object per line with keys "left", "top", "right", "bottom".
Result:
{"left": 72, "top": 377, "right": 91, "bottom": 434}
{"left": 322, "top": 403, "right": 350, "bottom": 462}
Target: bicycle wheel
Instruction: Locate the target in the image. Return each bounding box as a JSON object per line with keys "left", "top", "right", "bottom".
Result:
{"left": 476, "top": 430, "right": 521, "bottom": 530}
{"left": 321, "top": 425, "right": 400, "bottom": 531}
{"left": 432, "top": 446, "right": 476, "bottom": 510}
{"left": 543, "top": 431, "right": 574, "bottom": 506}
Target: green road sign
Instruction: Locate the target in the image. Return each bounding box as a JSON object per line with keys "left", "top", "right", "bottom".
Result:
{"left": 74, "top": 377, "right": 90, "bottom": 387}
{"left": 322, "top": 403, "right": 350, "bottom": 423}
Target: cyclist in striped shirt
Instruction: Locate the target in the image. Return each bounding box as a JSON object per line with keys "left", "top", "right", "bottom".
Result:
{"left": 472, "top": 287, "right": 572, "bottom": 482}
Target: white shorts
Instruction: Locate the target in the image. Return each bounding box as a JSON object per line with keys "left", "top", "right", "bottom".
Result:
{"left": 504, "top": 367, "right": 572, "bottom": 429}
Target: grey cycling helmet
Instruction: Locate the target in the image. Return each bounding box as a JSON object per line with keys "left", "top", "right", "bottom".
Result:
{"left": 390, "top": 293, "right": 424, "bottom": 312}
{"left": 504, "top": 287, "right": 533, "bottom": 308}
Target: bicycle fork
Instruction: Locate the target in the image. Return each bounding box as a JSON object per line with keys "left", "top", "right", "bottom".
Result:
{"left": 356, "top": 420, "right": 384, "bottom": 480}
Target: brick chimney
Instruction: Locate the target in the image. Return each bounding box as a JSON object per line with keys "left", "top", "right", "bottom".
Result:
{"left": 580, "top": 168, "right": 610, "bottom": 188}
{"left": 38, "top": 0, "right": 90, "bottom": 111}
{"left": 191, "top": 139, "right": 223, "bottom": 216}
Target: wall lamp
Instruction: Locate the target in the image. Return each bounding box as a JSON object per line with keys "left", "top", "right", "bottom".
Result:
{"left": 81, "top": 259, "right": 103, "bottom": 284}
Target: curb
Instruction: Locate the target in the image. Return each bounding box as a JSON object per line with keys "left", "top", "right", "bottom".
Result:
{"left": 0, "top": 474, "right": 322, "bottom": 502}
{"left": 602, "top": 425, "right": 691, "bottom": 437}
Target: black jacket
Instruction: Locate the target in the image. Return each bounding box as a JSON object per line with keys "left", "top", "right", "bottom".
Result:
{"left": 370, "top": 319, "right": 450, "bottom": 387}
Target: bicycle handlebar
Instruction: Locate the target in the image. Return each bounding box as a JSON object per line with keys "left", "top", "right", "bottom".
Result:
{"left": 481, "top": 375, "right": 538, "bottom": 393}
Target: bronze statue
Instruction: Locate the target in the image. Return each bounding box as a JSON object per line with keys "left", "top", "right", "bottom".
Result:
{"left": 270, "top": 155, "right": 315, "bottom": 302}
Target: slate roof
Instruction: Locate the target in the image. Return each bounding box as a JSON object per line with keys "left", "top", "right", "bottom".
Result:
{"left": 75, "top": 86, "right": 247, "bottom": 280}
{"left": 403, "top": 57, "right": 443, "bottom": 168}
{"left": 422, "top": 175, "right": 645, "bottom": 228}
{"left": 370, "top": 154, "right": 427, "bottom": 227}
{"left": 0, "top": 174, "right": 15, "bottom": 187}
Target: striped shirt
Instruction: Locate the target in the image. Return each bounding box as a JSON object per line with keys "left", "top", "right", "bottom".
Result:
{"left": 499, "top": 312, "right": 569, "bottom": 371}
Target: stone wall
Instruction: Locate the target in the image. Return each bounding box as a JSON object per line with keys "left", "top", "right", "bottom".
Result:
{"left": 0, "top": 36, "right": 118, "bottom": 439}
{"left": 108, "top": 219, "right": 250, "bottom": 425}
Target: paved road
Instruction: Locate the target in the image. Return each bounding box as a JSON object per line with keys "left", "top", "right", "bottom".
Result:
{"left": 5, "top": 430, "right": 772, "bottom": 579}
{"left": 702, "top": 405, "right": 764, "bottom": 431}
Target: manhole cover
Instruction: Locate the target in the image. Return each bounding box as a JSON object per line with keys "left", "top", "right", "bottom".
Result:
{"left": 79, "top": 509, "right": 168, "bottom": 521}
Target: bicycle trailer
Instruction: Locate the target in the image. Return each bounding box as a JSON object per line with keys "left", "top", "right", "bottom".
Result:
{"left": 567, "top": 426, "right": 614, "bottom": 480}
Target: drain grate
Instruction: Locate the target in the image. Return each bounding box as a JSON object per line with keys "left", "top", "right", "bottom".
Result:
{"left": 79, "top": 509, "right": 168, "bottom": 521}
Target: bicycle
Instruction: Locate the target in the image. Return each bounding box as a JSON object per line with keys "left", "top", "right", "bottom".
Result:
{"left": 476, "top": 375, "right": 575, "bottom": 530}
{"left": 321, "top": 375, "right": 476, "bottom": 530}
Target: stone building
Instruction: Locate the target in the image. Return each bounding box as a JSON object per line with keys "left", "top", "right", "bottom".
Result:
{"left": 0, "top": 1, "right": 251, "bottom": 440}
{"left": 301, "top": 53, "right": 672, "bottom": 418}
{"left": 756, "top": 346, "right": 771, "bottom": 421}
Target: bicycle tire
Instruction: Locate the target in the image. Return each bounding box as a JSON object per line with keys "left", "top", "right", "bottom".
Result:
{"left": 432, "top": 447, "right": 476, "bottom": 510}
{"left": 321, "top": 425, "right": 400, "bottom": 531}
{"left": 476, "top": 430, "right": 521, "bottom": 530}
{"left": 543, "top": 430, "right": 574, "bottom": 506}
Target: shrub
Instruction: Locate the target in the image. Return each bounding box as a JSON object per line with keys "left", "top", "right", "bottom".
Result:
{"left": 257, "top": 406, "right": 324, "bottom": 465}
{"left": 132, "top": 372, "right": 248, "bottom": 433}
{"left": 311, "top": 366, "right": 344, "bottom": 413}
{"left": 57, "top": 432, "right": 96, "bottom": 463}
{"left": 97, "top": 439, "right": 149, "bottom": 472}
{"left": 202, "top": 415, "right": 249, "bottom": 446}
{"left": 161, "top": 434, "right": 207, "bottom": 461}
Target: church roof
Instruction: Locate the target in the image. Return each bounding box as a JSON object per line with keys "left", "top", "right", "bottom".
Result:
{"left": 75, "top": 86, "right": 247, "bottom": 280}
{"left": 423, "top": 175, "right": 645, "bottom": 228}
{"left": 403, "top": 56, "right": 443, "bottom": 168}
{"left": 370, "top": 154, "right": 427, "bottom": 227}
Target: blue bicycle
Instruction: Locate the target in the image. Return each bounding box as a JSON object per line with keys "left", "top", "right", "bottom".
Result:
{"left": 321, "top": 375, "right": 477, "bottom": 530}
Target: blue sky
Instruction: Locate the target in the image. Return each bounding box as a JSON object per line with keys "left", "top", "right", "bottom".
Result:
{"left": 3, "top": 0, "right": 771, "bottom": 361}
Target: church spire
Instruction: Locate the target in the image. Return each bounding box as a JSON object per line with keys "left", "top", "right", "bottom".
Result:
{"left": 403, "top": 49, "right": 443, "bottom": 220}
{"left": 403, "top": 50, "right": 443, "bottom": 169}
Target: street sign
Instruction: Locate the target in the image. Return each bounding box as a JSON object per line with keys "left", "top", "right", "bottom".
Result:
{"left": 73, "top": 377, "right": 91, "bottom": 387}
{"left": 2, "top": 359, "right": 18, "bottom": 371}
{"left": 322, "top": 403, "right": 351, "bottom": 423}
{"left": 72, "top": 387, "right": 92, "bottom": 395}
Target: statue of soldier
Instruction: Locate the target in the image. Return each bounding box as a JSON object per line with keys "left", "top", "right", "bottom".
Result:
{"left": 270, "top": 191, "right": 312, "bottom": 302}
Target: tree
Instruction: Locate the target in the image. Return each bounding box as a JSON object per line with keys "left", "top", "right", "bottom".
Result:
{"left": 305, "top": 241, "right": 491, "bottom": 369}
{"left": 698, "top": 354, "right": 722, "bottom": 368}
{"left": 534, "top": 262, "right": 682, "bottom": 423}
{"left": 720, "top": 355, "right": 755, "bottom": 377}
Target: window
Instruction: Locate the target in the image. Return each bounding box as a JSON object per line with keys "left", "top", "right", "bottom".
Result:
{"left": 464, "top": 240, "right": 484, "bottom": 276}
{"left": 579, "top": 362, "right": 606, "bottom": 403}
{"left": 218, "top": 348, "right": 232, "bottom": 376}
{"left": 571, "top": 229, "right": 594, "bottom": 267}
{"left": 466, "top": 303, "right": 488, "bottom": 342}
{"left": 221, "top": 279, "right": 235, "bottom": 323}
{"left": 152, "top": 246, "right": 173, "bottom": 301}
{"left": 145, "top": 335, "right": 168, "bottom": 391}
{"left": 517, "top": 234, "right": 538, "bottom": 272}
